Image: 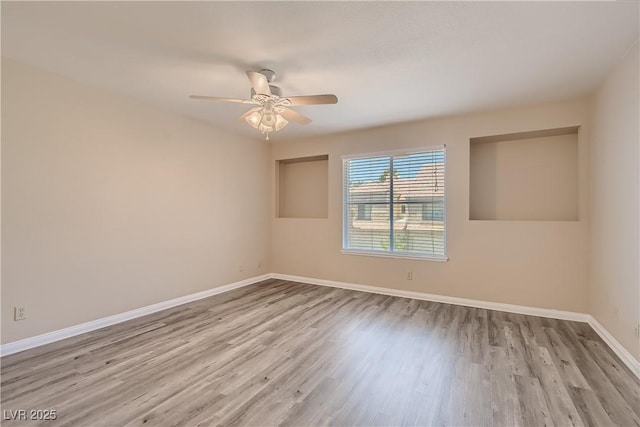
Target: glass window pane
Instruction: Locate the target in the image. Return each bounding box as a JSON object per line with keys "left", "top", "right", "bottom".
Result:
{"left": 344, "top": 148, "right": 446, "bottom": 258}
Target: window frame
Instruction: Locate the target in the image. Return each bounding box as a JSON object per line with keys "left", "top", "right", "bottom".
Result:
{"left": 341, "top": 145, "right": 448, "bottom": 262}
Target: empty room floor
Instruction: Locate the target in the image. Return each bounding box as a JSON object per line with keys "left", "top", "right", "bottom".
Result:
{"left": 1, "top": 279, "right": 638, "bottom": 426}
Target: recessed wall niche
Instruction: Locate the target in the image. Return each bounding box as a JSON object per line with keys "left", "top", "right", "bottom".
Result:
{"left": 277, "top": 155, "right": 329, "bottom": 219}
{"left": 469, "top": 126, "right": 579, "bottom": 221}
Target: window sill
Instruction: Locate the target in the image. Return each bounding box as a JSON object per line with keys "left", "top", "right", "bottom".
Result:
{"left": 341, "top": 249, "right": 449, "bottom": 262}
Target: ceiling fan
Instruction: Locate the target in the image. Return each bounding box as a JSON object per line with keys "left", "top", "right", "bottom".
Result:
{"left": 190, "top": 69, "right": 338, "bottom": 140}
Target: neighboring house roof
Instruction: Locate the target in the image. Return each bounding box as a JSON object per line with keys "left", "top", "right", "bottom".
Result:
{"left": 349, "top": 162, "right": 445, "bottom": 202}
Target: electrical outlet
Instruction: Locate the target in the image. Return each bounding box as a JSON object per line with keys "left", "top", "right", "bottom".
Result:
{"left": 258, "top": 262, "right": 262, "bottom": 269}
{"left": 406, "top": 271, "right": 413, "bottom": 280}
{"left": 239, "top": 264, "right": 244, "bottom": 272}
{"left": 634, "top": 324, "right": 639, "bottom": 339}
{"left": 14, "top": 306, "right": 26, "bottom": 321}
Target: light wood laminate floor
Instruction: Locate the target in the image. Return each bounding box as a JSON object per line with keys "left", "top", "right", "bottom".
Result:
{"left": 1, "top": 279, "right": 639, "bottom": 426}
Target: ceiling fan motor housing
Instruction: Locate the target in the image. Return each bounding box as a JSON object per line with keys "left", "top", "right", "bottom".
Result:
{"left": 251, "top": 85, "right": 282, "bottom": 98}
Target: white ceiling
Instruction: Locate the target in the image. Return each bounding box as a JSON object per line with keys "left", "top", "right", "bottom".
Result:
{"left": 2, "top": 1, "right": 638, "bottom": 141}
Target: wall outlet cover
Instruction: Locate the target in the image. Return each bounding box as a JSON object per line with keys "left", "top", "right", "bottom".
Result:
{"left": 14, "top": 306, "right": 26, "bottom": 321}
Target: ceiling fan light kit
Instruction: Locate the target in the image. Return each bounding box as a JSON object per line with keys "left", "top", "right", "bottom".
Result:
{"left": 244, "top": 106, "right": 289, "bottom": 139}
{"left": 190, "top": 69, "right": 338, "bottom": 140}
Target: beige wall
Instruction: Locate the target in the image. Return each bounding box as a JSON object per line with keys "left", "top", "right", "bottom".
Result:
{"left": 1, "top": 59, "right": 270, "bottom": 343}
{"left": 589, "top": 43, "right": 640, "bottom": 360}
{"left": 470, "top": 133, "right": 578, "bottom": 221}
{"left": 278, "top": 158, "right": 328, "bottom": 218}
{"left": 4, "top": 50, "right": 636, "bottom": 359}
{"left": 271, "top": 99, "right": 590, "bottom": 313}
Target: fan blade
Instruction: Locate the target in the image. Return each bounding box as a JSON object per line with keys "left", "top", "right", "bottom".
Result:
{"left": 189, "top": 95, "right": 255, "bottom": 104}
{"left": 284, "top": 94, "right": 338, "bottom": 106}
{"left": 279, "top": 107, "right": 312, "bottom": 125}
{"left": 246, "top": 71, "right": 271, "bottom": 95}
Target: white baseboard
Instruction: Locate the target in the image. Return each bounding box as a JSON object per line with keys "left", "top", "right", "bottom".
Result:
{"left": 271, "top": 273, "right": 640, "bottom": 378}
{"left": 587, "top": 316, "right": 640, "bottom": 378}
{"left": 270, "top": 273, "right": 589, "bottom": 322}
{"left": 0, "top": 274, "right": 271, "bottom": 357}
{"left": 4, "top": 271, "right": 638, "bottom": 380}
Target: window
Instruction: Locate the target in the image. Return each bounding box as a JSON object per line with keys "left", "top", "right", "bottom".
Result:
{"left": 357, "top": 204, "right": 372, "bottom": 220}
{"left": 422, "top": 200, "right": 445, "bottom": 221}
{"left": 343, "top": 146, "right": 446, "bottom": 260}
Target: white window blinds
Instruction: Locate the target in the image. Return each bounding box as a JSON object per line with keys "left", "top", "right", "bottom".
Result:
{"left": 343, "top": 146, "right": 446, "bottom": 259}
